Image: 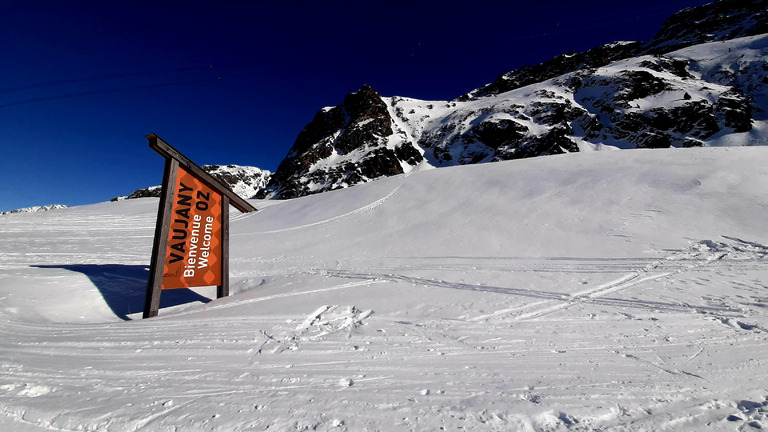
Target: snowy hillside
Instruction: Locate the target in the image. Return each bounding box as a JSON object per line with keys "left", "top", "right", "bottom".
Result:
{"left": 1, "top": 147, "right": 767, "bottom": 431}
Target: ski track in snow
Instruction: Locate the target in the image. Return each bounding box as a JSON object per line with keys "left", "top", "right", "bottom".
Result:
{"left": 320, "top": 237, "right": 758, "bottom": 323}
{"left": 5, "top": 244, "right": 766, "bottom": 430}
{"left": 512, "top": 239, "right": 743, "bottom": 321}
{"left": 245, "top": 183, "right": 403, "bottom": 235}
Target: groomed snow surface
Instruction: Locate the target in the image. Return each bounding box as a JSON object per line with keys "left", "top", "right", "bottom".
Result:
{"left": 2, "top": 147, "right": 768, "bottom": 431}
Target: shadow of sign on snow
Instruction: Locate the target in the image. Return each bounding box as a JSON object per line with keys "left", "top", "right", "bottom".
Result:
{"left": 32, "top": 264, "right": 211, "bottom": 320}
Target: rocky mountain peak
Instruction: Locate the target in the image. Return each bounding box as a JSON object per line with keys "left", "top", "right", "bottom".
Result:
{"left": 460, "top": 41, "right": 644, "bottom": 100}
{"left": 645, "top": 0, "right": 768, "bottom": 54}
{"left": 344, "top": 84, "right": 388, "bottom": 120}
{"left": 335, "top": 84, "right": 393, "bottom": 155}
{"left": 257, "top": 85, "right": 423, "bottom": 199}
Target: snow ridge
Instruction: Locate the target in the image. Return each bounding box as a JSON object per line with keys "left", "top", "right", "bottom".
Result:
{"left": 114, "top": 164, "right": 271, "bottom": 201}
{"left": 0, "top": 204, "right": 68, "bottom": 215}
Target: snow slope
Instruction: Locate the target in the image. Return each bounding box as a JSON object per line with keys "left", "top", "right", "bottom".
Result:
{"left": 1, "top": 147, "right": 768, "bottom": 431}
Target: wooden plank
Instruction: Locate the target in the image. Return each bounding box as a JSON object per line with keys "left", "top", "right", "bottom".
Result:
{"left": 145, "top": 133, "right": 257, "bottom": 214}
{"left": 143, "top": 158, "right": 179, "bottom": 318}
{"left": 217, "top": 195, "right": 230, "bottom": 299}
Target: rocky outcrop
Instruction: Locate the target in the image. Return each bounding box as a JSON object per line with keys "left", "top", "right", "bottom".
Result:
{"left": 461, "top": 41, "right": 644, "bottom": 100}
{"left": 120, "top": 185, "right": 162, "bottom": 200}
{"left": 644, "top": 0, "right": 768, "bottom": 54}
{"left": 257, "top": 85, "right": 423, "bottom": 199}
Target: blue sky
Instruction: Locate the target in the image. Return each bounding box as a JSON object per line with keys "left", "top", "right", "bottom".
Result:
{"left": 0, "top": 0, "right": 710, "bottom": 211}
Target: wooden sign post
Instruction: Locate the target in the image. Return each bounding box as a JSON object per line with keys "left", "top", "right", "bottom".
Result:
{"left": 143, "top": 134, "right": 257, "bottom": 318}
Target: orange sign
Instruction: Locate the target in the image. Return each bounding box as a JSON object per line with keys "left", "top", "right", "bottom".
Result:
{"left": 162, "top": 166, "right": 222, "bottom": 289}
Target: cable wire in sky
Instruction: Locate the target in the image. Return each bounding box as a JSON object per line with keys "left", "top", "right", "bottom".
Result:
{"left": 0, "top": 65, "right": 221, "bottom": 95}
{"left": 0, "top": 66, "right": 266, "bottom": 109}
{"left": 0, "top": 77, "right": 223, "bottom": 108}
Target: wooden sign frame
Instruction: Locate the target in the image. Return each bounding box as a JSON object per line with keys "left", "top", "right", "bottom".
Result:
{"left": 143, "top": 133, "right": 257, "bottom": 318}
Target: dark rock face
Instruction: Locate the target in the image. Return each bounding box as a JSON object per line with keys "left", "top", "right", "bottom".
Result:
{"left": 716, "top": 89, "right": 753, "bottom": 132}
{"left": 498, "top": 125, "right": 579, "bottom": 160}
{"left": 258, "top": 85, "right": 423, "bottom": 199}
{"left": 491, "top": 97, "right": 583, "bottom": 160}
{"left": 359, "top": 148, "right": 403, "bottom": 179}
{"left": 638, "top": 57, "right": 691, "bottom": 78}
{"left": 635, "top": 131, "right": 672, "bottom": 149}
{"left": 470, "top": 118, "right": 529, "bottom": 150}
{"left": 335, "top": 87, "right": 393, "bottom": 154}
{"left": 645, "top": 0, "right": 768, "bottom": 54}
{"left": 124, "top": 185, "right": 162, "bottom": 199}
{"left": 462, "top": 41, "right": 644, "bottom": 100}
{"left": 394, "top": 142, "right": 424, "bottom": 166}
{"left": 614, "top": 70, "right": 672, "bottom": 102}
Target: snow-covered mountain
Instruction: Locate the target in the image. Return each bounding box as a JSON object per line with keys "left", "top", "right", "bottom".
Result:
{"left": 2, "top": 147, "right": 767, "bottom": 431}
{"left": 464, "top": 0, "right": 768, "bottom": 100}
{"left": 258, "top": 0, "right": 768, "bottom": 199}
{"left": 0, "top": 204, "right": 68, "bottom": 215}
{"left": 115, "top": 164, "right": 271, "bottom": 201}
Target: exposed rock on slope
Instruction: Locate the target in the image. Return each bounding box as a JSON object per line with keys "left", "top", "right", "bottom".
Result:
{"left": 461, "top": 41, "right": 645, "bottom": 101}
{"left": 257, "top": 85, "right": 423, "bottom": 199}
{"left": 644, "top": 0, "right": 768, "bottom": 54}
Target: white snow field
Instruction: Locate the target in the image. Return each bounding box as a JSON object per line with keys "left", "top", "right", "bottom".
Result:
{"left": 2, "top": 147, "right": 768, "bottom": 431}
